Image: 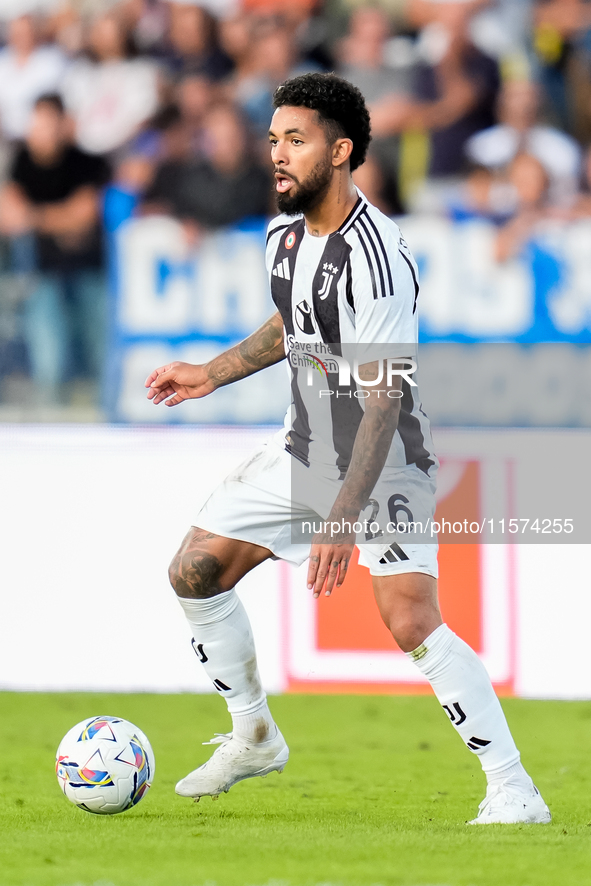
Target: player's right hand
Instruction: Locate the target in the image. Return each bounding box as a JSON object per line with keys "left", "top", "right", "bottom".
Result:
{"left": 145, "top": 362, "right": 215, "bottom": 407}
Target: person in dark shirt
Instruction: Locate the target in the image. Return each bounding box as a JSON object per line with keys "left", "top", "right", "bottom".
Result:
{"left": 144, "top": 103, "right": 270, "bottom": 232}
{"left": 411, "top": 33, "right": 499, "bottom": 178}
{"left": 370, "top": 6, "right": 499, "bottom": 180}
{"left": 0, "top": 93, "right": 110, "bottom": 402}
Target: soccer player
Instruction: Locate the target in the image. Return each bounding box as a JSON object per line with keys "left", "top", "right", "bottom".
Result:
{"left": 146, "top": 73, "right": 550, "bottom": 825}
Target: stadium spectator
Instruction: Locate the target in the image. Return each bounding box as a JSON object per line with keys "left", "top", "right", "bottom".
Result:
{"left": 337, "top": 6, "right": 413, "bottom": 102}
{"left": 113, "top": 67, "right": 217, "bottom": 197}
{"left": 229, "top": 2, "right": 332, "bottom": 70}
{"left": 223, "top": 18, "right": 320, "bottom": 136}
{"left": 143, "top": 102, "right": 270, "bottom": 234}
{"left": 62, "top": 10, "right": 160, "bottom": 156}
{"left": 494, "top": 152, "right": 550, "bottom": 261}
{"left": 118, "top": 0, "right": 169, "bottom": 55}
{"left": 465, "top": 78, "right": 582, "bottom": 206}
{"left": 370, "top": 2, "right": 499, "bottom": 178}
{"left": 137, "top": 71, "right": 214, "bottom": 165}
{"left": 337, "top": 6, "right": 413, "bottom": 212}
{"left": 155, "top": 2, "right": 232, "bottom": 81}
{"left": 352, "top": 153, "right": 392, "bottom": 214}
{"left": 174, "top": 72, "right": 215, "bottom": 157}
{"left": 532, "top": 0, "right": 591, "bottom": 137}
{"left": 0, "top": 14, "right": 68, "bottom": 142}
{"left": 46, "top": 3, "right": 86, "bottom": 58}
{"left": 406, "top": 0, "right": 489, "bottom": 29}
{"left": 468, "top": 0, "right": 534, "bottom": 63}
{"left": 218, "top": 11, "right": 252, "bottom": 74}
{"left": 0, "top": 94, "right": 110, "bottom": 403}
{"left": 219, "top": 13, "right": 265, "bottom": 130}
{"left": 445, "top": 163, "right": 514, "bottom": 224}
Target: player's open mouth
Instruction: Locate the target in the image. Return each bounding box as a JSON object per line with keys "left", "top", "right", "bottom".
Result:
{"left": 275, "top": 175, "right": 294, "bottom": 193}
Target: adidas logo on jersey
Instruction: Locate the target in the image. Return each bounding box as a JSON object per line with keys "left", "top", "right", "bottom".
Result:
{"left": 272, "top": 257, "right": 291, "bottom": 280}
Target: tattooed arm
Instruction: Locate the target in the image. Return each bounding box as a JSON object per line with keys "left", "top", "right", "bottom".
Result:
{"left": 306, "top": 360, "right": 402, "bottom": 597}
{"left": 145, "top": 311, "right": 285, "bottom": 407}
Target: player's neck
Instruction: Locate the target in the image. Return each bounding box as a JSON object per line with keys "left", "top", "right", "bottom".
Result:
{"left": 304, "top": 171, "right": 358, "bottom": 238}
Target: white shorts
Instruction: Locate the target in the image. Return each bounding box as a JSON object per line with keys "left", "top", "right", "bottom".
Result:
{"left": 196, "top": 434, "right": 438, "bottom": 578}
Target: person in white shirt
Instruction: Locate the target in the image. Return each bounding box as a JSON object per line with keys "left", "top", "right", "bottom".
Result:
{"left": 465, "top": 79, "right": 582, "bottom": 205}
{"left": 0, "top": 14, "right": 67, "bottom": 141}
{"left": 63, "top": 10, "right": 159, "bottom": 156}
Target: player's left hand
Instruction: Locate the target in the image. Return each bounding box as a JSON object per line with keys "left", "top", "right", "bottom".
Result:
{"left": 307, "top": 529, "right": 355, "bottom": 598}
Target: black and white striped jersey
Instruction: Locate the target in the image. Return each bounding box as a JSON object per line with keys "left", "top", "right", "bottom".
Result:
{"left": 266, "top": 191, "right": 436, "bottom": 478}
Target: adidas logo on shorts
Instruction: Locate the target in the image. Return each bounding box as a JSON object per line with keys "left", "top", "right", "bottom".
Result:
{"left": 379, "top": 543, "right": 409, "bottom": 565}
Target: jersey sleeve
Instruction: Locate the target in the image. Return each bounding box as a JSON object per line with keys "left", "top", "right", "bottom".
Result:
{"left": 350, "top": 220, "right": 419, "bottom": 347}
{"left": 265, "top": 216, "right": 294, "bottom": 275}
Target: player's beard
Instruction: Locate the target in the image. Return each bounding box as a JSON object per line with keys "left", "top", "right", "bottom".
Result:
{"left": 275, "top": 154, "right": 333, "bottom": 216}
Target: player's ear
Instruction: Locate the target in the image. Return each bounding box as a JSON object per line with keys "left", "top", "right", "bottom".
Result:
{"left": 332, "top": 138, "right": 353, "bottom": 168}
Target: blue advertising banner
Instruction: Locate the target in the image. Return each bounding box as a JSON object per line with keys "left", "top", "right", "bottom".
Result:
{"left": 104, "top": 189, "right": 288, "bottom": 423}
{"left": 400, "top": 215, "right": 591, "bottom": 343}
{"left": 104, "top": 190, "right": 591, "bottom": 424}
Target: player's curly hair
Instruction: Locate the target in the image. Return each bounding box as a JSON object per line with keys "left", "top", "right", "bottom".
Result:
{"left": 272, "top": 72, "right": 371, "bottom": 172}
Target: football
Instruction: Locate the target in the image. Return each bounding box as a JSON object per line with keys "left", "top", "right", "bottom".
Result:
{"left": 55, "top": 715, "right": 155, "bottom": 815}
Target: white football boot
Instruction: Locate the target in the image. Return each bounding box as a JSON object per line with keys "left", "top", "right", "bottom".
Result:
{"left": 469, "top": 777, "right": 551, "bottom": 824}
{"left": 175, "top": 729, "right": 289, "bottom": 800}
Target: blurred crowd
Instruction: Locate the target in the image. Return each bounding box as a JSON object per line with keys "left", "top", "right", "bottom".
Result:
{"left": 2, "top": 0, "right": 591, "bottom": 409}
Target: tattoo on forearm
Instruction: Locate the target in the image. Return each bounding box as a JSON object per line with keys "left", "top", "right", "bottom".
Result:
{"left": 207, "top": 313, "right": 285, "bottom": 388}
{"left": 331, "top": 397, "right": 401, "bottom": 520}
{"left": 238, "top": 313, "right": 285, "bottom": 368}
{"left": 207, "top": 351, "right": 242, "bottom": 387}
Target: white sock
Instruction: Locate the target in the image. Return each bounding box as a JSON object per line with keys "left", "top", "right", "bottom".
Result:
{"left": 408, "top": 624, "right": 528, "bottom": 784}
{"left": 177, "top": 590, "right": 276, "bottom": 744}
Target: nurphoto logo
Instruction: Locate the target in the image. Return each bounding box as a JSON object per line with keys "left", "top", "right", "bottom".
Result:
{"left": 287, "top": 336, "right": 417, "bottom": 398}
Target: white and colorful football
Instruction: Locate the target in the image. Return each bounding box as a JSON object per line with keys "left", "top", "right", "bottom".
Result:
{"left": 56, "top": 715, "right": 155, "bottom": 815}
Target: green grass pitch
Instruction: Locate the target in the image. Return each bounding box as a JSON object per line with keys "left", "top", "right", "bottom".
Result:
{"left": 1, "top": 692, "right": 591, "bottom": 886}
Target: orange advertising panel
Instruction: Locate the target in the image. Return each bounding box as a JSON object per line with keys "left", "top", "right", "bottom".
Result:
{"left": 284, "top": 460, "right": 514, "bottom": 694}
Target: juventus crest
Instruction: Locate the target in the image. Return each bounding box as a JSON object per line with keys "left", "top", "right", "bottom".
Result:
{"left": 317, "top": 262, "right": 339, "bottom": 300}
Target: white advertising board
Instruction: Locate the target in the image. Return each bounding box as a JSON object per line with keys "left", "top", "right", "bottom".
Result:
{"left": 0, "top": 425, "right": 589, "bottom": 698}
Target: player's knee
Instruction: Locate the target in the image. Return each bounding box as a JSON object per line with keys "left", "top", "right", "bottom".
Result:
{"left": 168, "top": 545, "right": 225, "bottom": 599}
{"left": 388, "top": 615, "right": 431, "bottom": 654}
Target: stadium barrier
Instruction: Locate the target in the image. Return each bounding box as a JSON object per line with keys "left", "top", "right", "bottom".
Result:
{"left": 1, "top": 424, "right": 589, "bottom": 699}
